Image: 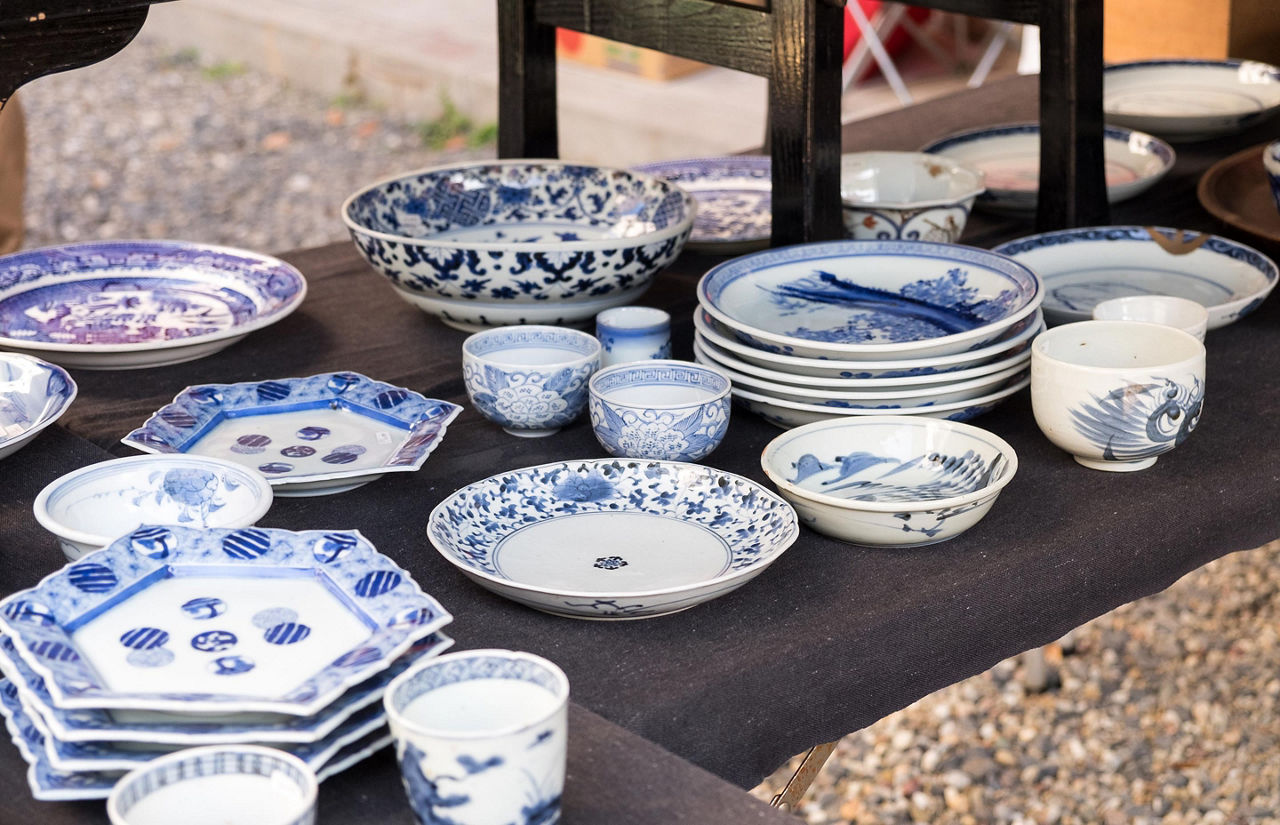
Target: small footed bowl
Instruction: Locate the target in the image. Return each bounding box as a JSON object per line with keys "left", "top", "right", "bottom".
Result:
{"left": 760, "top": 415, "right": 1017, "bottom": 547}
{"left": 33, "top": 454, "right": 275, "bottom": 561}
{"left": 1091, "top": 295, "right": 1208, "bottom": 341}
{"left": 840, "top": 151, "right": 985, "bottom": 243}
{"left": 589, "top": 360, "right": 731, "bottom": 461}
{"left": 463, "top": 325, "right": 602, "bottom": 437}
{"left": 1031, "top": 320, "right": 1206, "bottom": 471}
{"left": 107, "top": 745, "right": 317, "bottom": 825}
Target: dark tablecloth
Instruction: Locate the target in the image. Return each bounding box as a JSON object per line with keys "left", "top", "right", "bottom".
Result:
{"left": 2, "top": 76, "right": 1279, "bottom": 825}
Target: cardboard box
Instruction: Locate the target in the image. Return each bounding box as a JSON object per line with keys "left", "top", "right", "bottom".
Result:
{"left": 556, "top": 29, "right": 708, "bottom": 82}
{"left": 1105, "top": 0, "right": 1280, "bottom": 64}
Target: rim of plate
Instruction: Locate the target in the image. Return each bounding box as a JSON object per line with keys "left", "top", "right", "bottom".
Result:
{"left": 760, "top": 415, "right": 1019, "bottom": 512}
{"left": 920, "top": 122, "right": 1176, "bottom": 171}
{"left": 696, "top": 240, "right": 1043, "bottom": 358}
{"left": 0, "top": 240, "right": 308, "bottom": 354}
{"left": 631, "top": 155, "right": 771, "bottom": 187}
{"left": 733, "top": 373, "right": 1030, "bottom": 415}
{"left": 839, "top": 151, "right": 986, "bottom": 209}
{"left": 0, "top": 353, "right": 77, "bottom": 452}
{"left": 427, "top": 458, "right": 800, "bottom": 600}
{"left": 341, "top": 159, "right": 697, "bottom": 251}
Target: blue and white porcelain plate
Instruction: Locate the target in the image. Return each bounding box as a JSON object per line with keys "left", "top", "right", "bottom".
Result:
{"left": 993, "top": 226, "right": 1278, "bottom": 329}
{"left": 920, "top": 124, "right": 1175, "bottom": 214}
{"left": 632, "top": 156, "right": 771, "bottom": 252}
{"left": 0, "top": 352, "right": 76, "bottom": 462}
{"left": 1105, "top": 59, "right": 1280, "bottom": 141}
{"left": 0, "top": 241, "right": 307, "bottom": 370}
{"left": 428, "top": 459, "right": 799, "bottom": 619}
{"left": 0, "top": 525, "right": 452, "bottom": 715}
{"left": 122, "top": 372, "right": 461, "bottom": 496}
{"left": 697, "top": 240, "right": 1042, "bottom": 361}
{"left": 0, "top": 632, "right": 450, "bottom": 745}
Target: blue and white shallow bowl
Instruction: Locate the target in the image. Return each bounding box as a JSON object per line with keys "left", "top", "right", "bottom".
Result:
{"left": 122, "top": 372, "right": 461, "bottom": 496}
{"left": 697, "top": 240, "right": 1042, "bottom": 360}
{"left": 588, "top": 360, "right": 730, "bottom": 462}
{"left": 631, "top": 155, "right": 771, "bottom": 252}
{"left": 1104, "top": 59, "right": 1280, "bottom": 141}
{"left": 463, "top": 325, "right": 601, "bottom": 437}
{"left": 994, "top": 226, "right": 1278, "bottom": 329}
{"left": 0, "top": 241, "right": 307, "bottom": 370}
{"left": 428, "top": 459, "right": 799, "bottom": 619}
{"left": 920, "top": 124, "right": 1174, "bottom": 214}
{"left": 0, "top": 525, "right": 452, "bottom": 715}
{"left": 106, "top": 745, "right": 317, "bottom": 825}
{"left": 342, "top": 160, "right": 696, "bottom": 331}
{"left": 760, "top": 416, "right": 1018, "bottom": 547}
{"left": 33, "top": 455, "right": 275, "bottom": 561}
{"left": 0, "top": 352, "right": 76, "bottom": 461}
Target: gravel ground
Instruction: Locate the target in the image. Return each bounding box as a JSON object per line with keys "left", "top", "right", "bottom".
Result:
{"left": 17, "top": 36, "right": 1280, "bottom": 825}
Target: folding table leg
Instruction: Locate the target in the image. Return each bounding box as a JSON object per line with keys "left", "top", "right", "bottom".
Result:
{"left": 769, "top": 739, "right": 840, "bottom": 811}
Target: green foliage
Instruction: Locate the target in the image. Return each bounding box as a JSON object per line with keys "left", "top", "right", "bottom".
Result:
{"left": 202, "top": 61, "right": 247, "bottom": 80}
{"left": 416, "top": 93, "right": 497, "bottom": 150}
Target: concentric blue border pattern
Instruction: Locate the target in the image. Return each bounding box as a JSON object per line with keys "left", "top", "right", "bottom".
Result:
{"left": 0, "top": 525, "right": 452, "bottom": 714}
{"left": 392, "top": 653, "right": 563, "bottom": 708}
{"left": 122, "top": 372, "right": 462, "bottom": 479}
{"left": 0, "top": 354, "right": 76, "bottom": 454}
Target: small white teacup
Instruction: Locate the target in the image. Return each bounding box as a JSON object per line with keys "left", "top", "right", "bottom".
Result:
{"left": 1091, "top": 295, "right": 1208, "bottom": 341}
{"left": 595, "top": 306, "right": 672, "bottom": 367}
{"left": 385, "top": 649, "right": 570, "bottom": 825}
{"left": 1031, "top": 320, "right": 1206, "bottom": 472}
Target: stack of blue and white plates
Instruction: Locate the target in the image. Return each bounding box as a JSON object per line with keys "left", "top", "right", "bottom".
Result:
{"left": 693, "top": 240, "right": 1043, "bottom": 429}
{"left": 0, "top": 525, "right": 453, "bottom": 800}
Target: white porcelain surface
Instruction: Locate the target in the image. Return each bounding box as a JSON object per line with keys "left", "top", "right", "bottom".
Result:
{"left": 428, "top": 459, "right": 798, "bottom": 619}
{"left": 840, "top": 151, "right": 985, "bottom": 243}
{"left": 1091, "top": 295, "right": 1209, "bottom": 341}
{"left": 631, "top": 155, "right": 771, "bottom": 252}
{"left": 761, "top": 416, "right": 1017, "bottom": 546}
{"left": 0, "top": 353, "right": 76, "bottom": 461}
{"left": 920, "top": 124, "right": 1175, "bottom": 213}
{"left": 1031, "top": 321, "right": 1206, "bottom": 471}
{"left": 697, "top": 240, "right": 1042, "bottom": 360}
{"left": 107, "top": 745, "right": 317, "bottom": 825}
{"left": 385, "top": 650, "right": 568, "bottom": 825}
{"left": 33, "top": 455, "right": 274, "bottom": 561}
{"left": 1104, "top": 59, "right": 1280, "bottom": 140}
{"left": 735, "top": 375, "right": 1030, "bottom": 430}
{"left": 694, "top": 306, "right": 1043, "bottom": 379}
{"left": 994, "top": 226, "right": 1278, "bottom": 329}
{"left": 595, "top": 306, "right": 672, "bottom": 367}
{"left": 588, "top": 360, "right": 731, "bottom": 461}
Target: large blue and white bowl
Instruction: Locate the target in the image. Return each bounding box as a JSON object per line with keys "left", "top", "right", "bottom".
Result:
{"left": 0, "top": 353, "right": 76, "bottom": 461}
{"left": 342, "top": 160, "right": 696, "bottom": 331}
{"left": 697, "top": 240, "right": 1042, "bottom": 361}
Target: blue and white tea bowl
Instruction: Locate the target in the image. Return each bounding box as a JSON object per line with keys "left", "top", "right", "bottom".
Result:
{"left": 840, "top": 151, "right": 985, "bottom": 243}
{"left": 1031, "top": 320, "right": 1206, "bottom": 472}
{"left": 107, "top": 745, "right": 317, "bottom": 825}
{"left": 697, "top": 240, "right": 1042, "bottom": 361}
{"left": 589, "top": 360, "right": 731, "bottom": 462}
{"left": 342, "top": 160, "right": 696, "bottom": 331}
{"left": 463, "top": 325, "right": 601, "bottom": 437}
{"left": 0, "top": 353, "right": 76, "bottom": 461}
{"left": 33, "top": 454, "right": 274, "bottom": 561}
{"left": 761, "top": 415, "right": 1017, "bottom": 547}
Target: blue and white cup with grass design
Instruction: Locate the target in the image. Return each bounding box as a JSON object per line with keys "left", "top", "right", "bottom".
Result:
{"left": 595, "top": 306, "right": 672, "bottom": 367}
{"left": 463, "top": 325, "right": 602, "bottom": 438}
{"left": 385, "top": 649, "right": 569, "bottom": 825}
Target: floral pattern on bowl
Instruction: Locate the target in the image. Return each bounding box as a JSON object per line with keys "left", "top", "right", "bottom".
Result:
{"left": 589, "top": 361, "right": 731, "bottom": 462}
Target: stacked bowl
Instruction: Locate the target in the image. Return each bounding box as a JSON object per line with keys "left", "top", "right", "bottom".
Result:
{"left": 693, "top": 240, "right": 1043, "bottom": 428}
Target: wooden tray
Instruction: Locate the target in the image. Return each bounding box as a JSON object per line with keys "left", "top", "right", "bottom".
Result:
{"left": 1198, "top": 142, "right": 1280, "bottom": 245}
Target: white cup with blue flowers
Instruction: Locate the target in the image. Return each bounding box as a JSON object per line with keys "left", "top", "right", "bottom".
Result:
{"left": 595, "top": 306, "right": 672, "bottom": 367}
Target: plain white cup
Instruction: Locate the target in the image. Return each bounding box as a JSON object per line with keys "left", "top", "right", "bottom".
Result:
{"left": 385, "top": 649, "right": 570, "bottom": 825}
{"left": 1031, "top": 320, "right": 1206, "bottom": 472}
{"left": 1091, "top": 295, "right": 1209, "bottom": 341}
{"left": 595, "top": 306, "right": 672, "bottom": 367}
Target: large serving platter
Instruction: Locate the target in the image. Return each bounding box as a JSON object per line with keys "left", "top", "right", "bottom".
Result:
{"left": 0, "top": 633, "right": 451, "bottom": 745}
{"left": 631, "top": 156, "right": 771, "bottom": 252}
{"left": 0, "top": 525, "right": 451, "bottom": 715}
{"left": 993, "top": 226, "right": 1278, "bottom": 329}
{"left": 0, "top": 241, "right": 307, "bottom": 370}
{"left": 0, "top": 353, "right": 76, "bottom": 462}
{"left": 1104, "top": 59, "right": 1280, "bottom": 141}
{"left": 693, "top": 307, "right": 1043, "bottom": 380}
{"left": 1198, "top": 143, "right": 1280, "bottom": 246}
{"left": 429, "top": 459, "right": 799, "bottom": 619}
{"left": 122, "top": 372, "right": 461, "bottom": 496}
{"left": 697, "top": 240, "right": 1042, "bottom": 361}
{"left": 919, "top": 124, "right": 1174, "bottom": 213}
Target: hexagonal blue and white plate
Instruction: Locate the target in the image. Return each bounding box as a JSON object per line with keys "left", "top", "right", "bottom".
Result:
{"left": 121, "top": 372, "right": 462, "bottom": 496}
{"left": 0, "top": 525, "right": 452, "bottom": 715}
